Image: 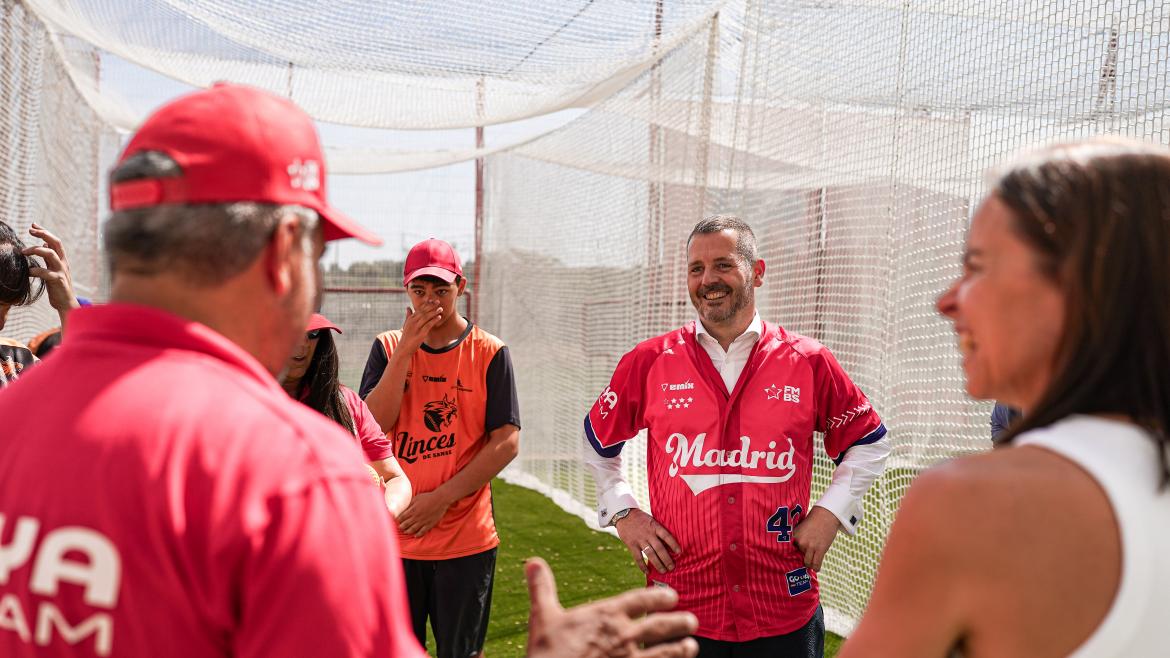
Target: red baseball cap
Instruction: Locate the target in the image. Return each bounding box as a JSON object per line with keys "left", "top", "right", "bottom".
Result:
{"left": 403, "top": 238, "right": 463, "bottom": 285}
{"left": 306, "top": 313, "right": 342, "bottom": 334}
{"left": 110, "top": 83, "right": 381, "bottom": 246}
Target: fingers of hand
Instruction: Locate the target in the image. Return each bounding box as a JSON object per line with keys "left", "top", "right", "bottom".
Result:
{"left": 627, "top": 612, "right": 699, "bottom": 649}
{"left": 26, "top": 266, "right": 60, "bottom": 282}
{"left": 635, "top": 637, "right": 700, "bottom": 658}
{"left": 644, "top": 537, "right": 674, "bottom": 573}
{"left": 525, "top": 557, "right": 561, "bottom": 615}
{"left": 801, "top": 541, "right": 821, "bottom": 570}
{"left": 28, "top": 226, "right": 65, "bottom": 258}
{"left": 627, "top": 542, "right": 649, "bottom": 575}
{"left": 608, "top": 584, "right": 680, "bottom": 617}
{"left": 809, "top": 547, "right": 825, "bottom": 572}
{"left": 654, "top": 522, "right": 683, "bottom": 555}
{"left": 622, "top": 529, "right": 654, "bottom": 574}
{"left": 21, "top": 246, "right": 64, "bottom": 271}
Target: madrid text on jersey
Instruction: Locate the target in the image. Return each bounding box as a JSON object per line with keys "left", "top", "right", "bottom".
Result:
{"left": 664, "top": 433, "right": 798, "bottom": 494}
{"left": 0, "top": 514, "right": 120, "bottom": 656}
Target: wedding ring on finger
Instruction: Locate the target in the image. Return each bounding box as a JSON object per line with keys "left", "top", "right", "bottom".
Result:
{"left": 640, "top": 546, "right": 653, "bottom": 561}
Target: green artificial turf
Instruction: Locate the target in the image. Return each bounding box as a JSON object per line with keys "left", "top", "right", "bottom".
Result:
{"left": 422, "top": 479, "right": 842, "bottom": 657}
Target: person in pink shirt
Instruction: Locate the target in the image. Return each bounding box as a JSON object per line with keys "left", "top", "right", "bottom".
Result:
{"left": 0, "top": 83, "right": 699, "bottom": 658}
{"left": 281, "top": 312, "right": 412, "bottom": 516}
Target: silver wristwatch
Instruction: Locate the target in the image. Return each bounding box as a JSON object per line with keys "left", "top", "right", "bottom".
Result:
{"left": 609, "top": 508, "right": 632, "bottom": 527}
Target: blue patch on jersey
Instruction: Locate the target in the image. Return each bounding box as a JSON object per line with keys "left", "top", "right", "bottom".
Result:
{"left": 786, "top": 567, "right": 812, "bottom": 597}
{"left": 584, "top": 416, "right": 623, "bottom": 458}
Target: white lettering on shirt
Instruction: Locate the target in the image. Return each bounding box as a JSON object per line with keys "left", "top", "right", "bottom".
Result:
{"left": 0, "top": 514, "right": 121, "bottom": 656}
{"left": 597, "top": 386, "right": 618, "bottom": 418}
{"left": 663, "top": 433, "right": 797, "bottom": 494}
{"left": 31, "top": 527, "right": 121, "bottom": 607}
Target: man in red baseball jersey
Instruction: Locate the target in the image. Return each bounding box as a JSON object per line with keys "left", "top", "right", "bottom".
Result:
{"left": 584, "top": 215, "right": 892, "bottom": 657}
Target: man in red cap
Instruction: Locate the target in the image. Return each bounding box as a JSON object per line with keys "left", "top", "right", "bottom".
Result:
{"left": 0, "top": 84, "right": 699, "bottom": 658}
{"left": 360, "top": 238, "right": 520, "bottom": 658}
{"left": 0, "top": 82, "right": 425, "bottom": 658}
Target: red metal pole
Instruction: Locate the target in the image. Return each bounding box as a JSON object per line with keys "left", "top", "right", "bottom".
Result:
{"left": 473, "top": 124, "right": 484, "bottom": 324}
{"left": 472, "top": 77, "right": 485, "bottom": 324}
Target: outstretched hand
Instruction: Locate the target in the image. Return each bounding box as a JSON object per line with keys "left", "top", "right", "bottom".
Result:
{"left": 525, "top": 557, "right": 699, "bottom": 658}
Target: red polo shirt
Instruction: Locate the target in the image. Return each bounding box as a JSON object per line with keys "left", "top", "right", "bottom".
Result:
{"left": 0, "top": 303, "right": 425, "bottom": 658}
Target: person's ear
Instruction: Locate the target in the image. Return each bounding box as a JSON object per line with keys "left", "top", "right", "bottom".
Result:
{"left": 456, "top": 277, "right": 468, "bottom": 296}
{"left": 264, "top": 214, "right": 302, "bottom": 297}
{"left": 753, "top": 259, "right": 765, "bottom": 288}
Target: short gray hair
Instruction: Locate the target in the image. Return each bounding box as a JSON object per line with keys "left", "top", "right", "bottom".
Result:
{"left": 104, "top": 203, "right": 318, "bottom": 286}
{"left": 687, "top": 214, "right": 759, "bottom": 265}
{"left": 104, "top": 150, "right": 318, "bottom": 286}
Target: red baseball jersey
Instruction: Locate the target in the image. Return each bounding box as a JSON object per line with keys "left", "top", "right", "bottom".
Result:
{"left": 586, "top": 321, "right": 885, "bottom": 641}
{"left": 0, "top": 304, "right": 426, "bottom": 658}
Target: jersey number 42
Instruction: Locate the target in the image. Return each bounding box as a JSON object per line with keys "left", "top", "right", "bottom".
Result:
{"left": 766, "top": 505, "right": 803, "bottom": 542}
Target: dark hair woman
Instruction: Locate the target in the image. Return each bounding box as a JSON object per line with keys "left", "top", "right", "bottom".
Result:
{"left": 840, "top": 139, "right": 1170, "bottom": 658}
{"left": 281, "top": 313, "right": 411, "bottom": 517}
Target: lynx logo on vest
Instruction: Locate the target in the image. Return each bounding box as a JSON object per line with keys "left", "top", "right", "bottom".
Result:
{"left": 397, "top": 395, "right": 460, "bottom": 464}
{"left": 423, "top": 395, "right": 458, "bottom": 432}
{"left": 662, "top": 433, "right": 797, "bottom": 495}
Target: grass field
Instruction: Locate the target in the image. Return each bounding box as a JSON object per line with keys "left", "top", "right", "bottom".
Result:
{"left": 416, "top": 479, "right": 843, "bottom": 657}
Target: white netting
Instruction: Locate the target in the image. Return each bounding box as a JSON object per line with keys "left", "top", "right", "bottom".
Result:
{"left": 477, "top": 0, "right": 1170, "bottom": 635}
{"left": 1, "top": 1, "right": 114, "bottom": 345}
{"left": 4, "top": 0, "right": 1169, "bottom": 638}
{"left": 24, "top": 0, "right": 724, "bottom": 129}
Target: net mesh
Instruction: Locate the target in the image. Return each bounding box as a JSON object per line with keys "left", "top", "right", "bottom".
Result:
{"left": 1, "top": 1, "right": 113, "bottom": 345}
{"left": 5, "top": 0, "right": 1170, "bottom": 637}
{"left": 476, "top": 0, "right": 1170, "bottom": 634}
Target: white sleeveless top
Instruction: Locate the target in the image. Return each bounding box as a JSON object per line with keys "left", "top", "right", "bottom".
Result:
{"left": 1015, "top": 415, "right": 1170, "bottom": 657}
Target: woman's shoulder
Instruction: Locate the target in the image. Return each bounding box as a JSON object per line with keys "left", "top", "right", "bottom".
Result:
{"left": 913, "top": 439, "right": 1110, "bottom": 528}
{"left": 897, "top": 437, "right": 1120, "bottom": 656}
{"left": 339, "top": 385, "right": 366, "bottom": 409}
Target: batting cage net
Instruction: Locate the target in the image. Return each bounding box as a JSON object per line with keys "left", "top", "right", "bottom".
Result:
{"left": 1, "top": 1, "right": 116, "bottom": 344}
{"left": 474, "top": 0, "right": 1169, "bottom": 634}
{"left": 4, "top": 0, "right": 1169, "bottom": 636}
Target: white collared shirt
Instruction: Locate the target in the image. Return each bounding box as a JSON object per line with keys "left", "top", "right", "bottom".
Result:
{"left": 583, "top": 313, "right": 892, "bottom": 533}
{"left": 694, "top": 312, "right": 763, "bottom": 394}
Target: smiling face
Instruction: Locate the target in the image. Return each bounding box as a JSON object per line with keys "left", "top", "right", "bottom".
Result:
{"left": 936, "top": 195, "right": 1066, "bottom": 411}
{"left": 687, "top": 229, "right": 764, "bottom": 329}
